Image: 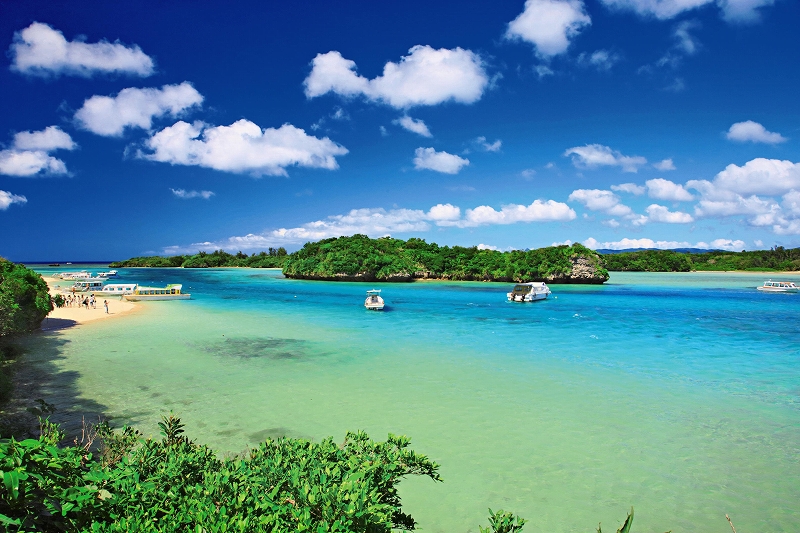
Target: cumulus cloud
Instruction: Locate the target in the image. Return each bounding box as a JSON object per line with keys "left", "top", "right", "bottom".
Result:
{"left": 653, "top": 158, "right": 676, "bottom": 171}
{"left": 393, "top": 116, "right": 432, "bottom": 137}
{"left": 690, "top": 158, "right": 800, "bottom": 198}
{"left": 170, "top": 188, "right": 215, "bottom": 200}
{"left": 304, "top": 46, "right": 488, "bottom": 109}
{"left": 9, "top": 22, "right": 154, "bottom": 77}
{"left": 161, "top": 199, "right": 575, "bottom": 253}
{"left": 75, "top": 82, "right": 203, "bottom": 137}
{"left": 611, "top": 183, "right": 646, "bottom": 195}
{"left": 577, "top": 49, "right": 621, "bottom": 71}
{"left": 413, "top": 147, "right": 469, "bottom": 174}
{"left": 645, "top": 203, "right": 694, "bottom": 223}
{"left": 141, "top": 119, "right": 348, "bottom": 177}
{"left": 0, "top": 126, "right": 76, "bottom": 177}
{"left": 567, "top": 189, "right": 641, "bottom": 221}
{"left": 583, "top": 236, "right": 745, "bottom": 250}
{"left": 474, "top": 136, "right": 502, "bottom": 152}
{"left": 646, "top": 178, "right": 694, "bottom": 201}
{"left": 461, "top": 200, "right": 576, "bottom": 226}
{"left": 564, "top": 144, "right": 647, "bottom": 172}
{"left": 0, "top": 190, "right": 27, "bottom": 210}
{"left": 13, "top": 126, "right": 76, "bottom": 151}
{"left": 725, "top": 121, "right": 786, "bottom": 144}
{"left": 505, "top": 0, "right": 591, "bottom": 57}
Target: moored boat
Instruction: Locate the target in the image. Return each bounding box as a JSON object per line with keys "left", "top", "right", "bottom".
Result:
{"left": 97, "top": 270, "right": 118, "bottom": 278}
{"left": 96, "top": 283, "right": 137, "bottom": 296}
{"left": 364, "top": 289, "right": 385, "bottom": 310}
{"left": 507, "top": 282, "right": 551, "bottom": 302}
{"left": 757, "top": 280, "right": 798, "bottom": 293}
{"left": 68, "top": 279, "right": 107, "bottom": 292}
{"left": 124, "top": 284, "right": 191, "bottom": 301}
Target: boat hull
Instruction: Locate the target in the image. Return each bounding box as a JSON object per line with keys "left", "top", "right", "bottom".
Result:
{"left": 507, "top": 292, "right": 549, "bottom": 302}
{"left": 124, "top": 294, "right": 191, "bottom": 301}
{"left": 757, "top": 287, "right": 798, "bottom": 293}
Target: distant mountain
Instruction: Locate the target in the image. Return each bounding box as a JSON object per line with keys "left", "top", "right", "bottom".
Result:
{"left": 597, "top": 248, "right": 720, "bottom": 255}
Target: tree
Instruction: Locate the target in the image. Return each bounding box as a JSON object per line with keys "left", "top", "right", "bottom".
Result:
{"left": 0, "top": 258, "right": 52, "bottom": 338}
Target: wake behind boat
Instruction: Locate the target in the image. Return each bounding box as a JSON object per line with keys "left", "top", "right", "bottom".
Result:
{"left": 507, "top": 282, "right": 551, "bottom": 302}
{"left": 364, "top": 289, "right": 385, "bottom": 310}
{"left": 757, "top": 280, "right": 798, "bottom": 293}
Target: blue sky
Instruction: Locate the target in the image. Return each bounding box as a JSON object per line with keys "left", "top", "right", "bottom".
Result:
{"left": 1, "top": 0, "right": 798, "bottom": 261}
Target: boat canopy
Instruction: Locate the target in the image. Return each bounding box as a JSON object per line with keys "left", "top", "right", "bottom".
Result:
{"left": 366, "top": 289, "right": 381, "bottom": 295}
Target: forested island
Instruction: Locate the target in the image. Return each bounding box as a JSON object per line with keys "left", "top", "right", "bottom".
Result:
{"left": 282, "top": 235, "right": 608, "bottom": 283}
{"left": 601, "top": 246, "right": 800, "bottom": 272}
{"left": 110, "top": 247, "right": 288, "bottom": 268}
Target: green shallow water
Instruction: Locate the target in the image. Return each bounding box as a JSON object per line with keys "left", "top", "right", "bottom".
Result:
{"left": 21, "top": 269, "right": 800, "bottom": 532}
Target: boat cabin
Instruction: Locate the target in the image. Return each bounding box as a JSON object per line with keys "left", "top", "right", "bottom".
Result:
{"left": 133, "top": 284, "right": 184, "bottom": 296}
{"left": 71, "top": 279, "right": 105, "bottom": 292}
{"left": 100, "top": 283, "right": 137, "bottom": 294}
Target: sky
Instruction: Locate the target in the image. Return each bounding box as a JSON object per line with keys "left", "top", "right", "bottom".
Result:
{"left": 1, "top": 0, "right": 799, "bottom": 261}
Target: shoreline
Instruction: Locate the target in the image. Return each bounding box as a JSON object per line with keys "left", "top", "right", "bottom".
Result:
{"left": 42, "top": 276, "right": 140, "bottom": 330}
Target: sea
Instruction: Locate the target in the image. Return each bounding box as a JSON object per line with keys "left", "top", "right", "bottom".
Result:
{"left": 19, "top": 266, "right": 800, "bottom": 532}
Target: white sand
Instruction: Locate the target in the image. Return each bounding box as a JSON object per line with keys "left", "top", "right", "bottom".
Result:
{"left": 42, "top": 276, "right": 139, "bottom": 329}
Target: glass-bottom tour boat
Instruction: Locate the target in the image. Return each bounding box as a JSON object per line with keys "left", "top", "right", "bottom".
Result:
{"left": 757, "top": 280, "right": 799, "bottom": 293}
{"left": 124, "top": 284, "right": 191, "bottom": 301}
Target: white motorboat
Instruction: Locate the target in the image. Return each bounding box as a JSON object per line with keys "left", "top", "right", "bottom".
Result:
{"left": 97, "top": 270, "right": 118, "bottom": 278}
{"left": 507, "top": 282, "right": 551, "bottom": 302}
{"left": 124, "top": 284, "right": 191, "bottom": 301}
{"left": 55, "top": 270, "right": 92, "bottom": 280}
{"left": 364, "top": 289, "right": 385, "bottom": 310}
{"left": 757, "top": 280, "right": 798, "bottom": 293}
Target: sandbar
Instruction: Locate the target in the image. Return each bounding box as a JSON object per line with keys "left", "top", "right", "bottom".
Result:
{"left": 42, "top": 276, "right": 139, "bottom": 330}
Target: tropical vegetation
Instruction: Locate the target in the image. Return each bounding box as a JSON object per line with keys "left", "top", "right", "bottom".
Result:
{"left": 0, "top": 258, "right": 52, "bottom": 338}
{"left": 282, "top": 235, "right": 608, "bottom": 283}
{"left": 110, "top": 248, "right": 288, "bottom": 269}
{"left": 602, "top": 246, "right": 800, "bottom": 272}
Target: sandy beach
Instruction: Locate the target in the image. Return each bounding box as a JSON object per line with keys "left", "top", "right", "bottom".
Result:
{"left": 42, "top": 276, "right": 138, "bottom": 329}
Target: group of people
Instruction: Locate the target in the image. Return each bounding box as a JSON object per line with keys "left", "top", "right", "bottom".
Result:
{"left": 61, "top": 292, "right": 109, "bottom": 313}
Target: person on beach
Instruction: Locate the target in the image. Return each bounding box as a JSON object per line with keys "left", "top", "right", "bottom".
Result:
{"left": 104, "top": 300, "right": 108, "bottom": 314}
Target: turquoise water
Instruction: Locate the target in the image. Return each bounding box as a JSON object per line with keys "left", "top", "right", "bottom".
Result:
{"left": 26, "top": 268, "right": 800, "bottom": 532}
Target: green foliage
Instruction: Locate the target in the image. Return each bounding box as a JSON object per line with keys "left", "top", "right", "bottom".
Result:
{"left": 597, "top": 508, "right": 633, "bottom": 533}
{"left": 480, "top": 508, "right": 527, "bottom": 533}
{"left": 603, "top": 246, "right": 800, "bottom": 272}
{"left": 282, "top": 235, "right": 608, "bottom": 283}
{"left": 1, "top": 415, "right": 442, "bottom": 532}
{"left": 110, "top": 248, "right": 288, "bottom": 269}
{"left": 0, "top": 258, "right": 53, "bottom": 338}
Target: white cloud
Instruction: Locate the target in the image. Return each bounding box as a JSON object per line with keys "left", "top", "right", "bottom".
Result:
{"left": 413, "top": 147, "right": 469, "bottom": 174}
{"left": 170, "top": 188, "right": 215, "bottom": 200}
{"left": 646, "top": 178, "right": 694, "bottom": 201}
{"left": 0, "top": 150, "right": 67, "bottom": 176}
{"left": 584, "top": 236, "right": 745, "bottom": 250}
{"left": 521, "top": 169, "right": 537, "bottom": 179}
{"left": 645, "top": 203, "right": 694, "bottom": 223}
{"left": 534, "top": 64, "right": 555, "bottom": 78}
{"left": 162, "top": 199, "right": 575, "bottom": 253}
{"left": 0, "top": 190, "right": 27, "bottom": 210}
{"left": 694, "top": 158, "right": 800, "bottom": 197}
{"left": 9, "top": 22, "right": 154, "bottom": 77}
{"left": 673, "top": 20, "right": 701, "bottom": 55}
{"left": 602, "top": 219, "right": 621, "bottom": 227}
{"left": 782, "top": 190, "right": 800, "bottom": 217}
{"left": 599, "top": 0, "right": 711, "bottom": 19}
{"left": 693, "top": 195, "right": 778, "bottom": 218}
{"left": 717, "top": 0, "right": 775, "bottom": 22}
{"left": 304, "top": 45, "right": 488, "bottom": 109}
{"left": 474, "top": 136, "right": 502, "bottom": 152}
{"left": 577, "top": 49, "right": 621, "bottom": 71}
{"left": 567, "top": 189, "right": 637, "bottom": 220}
{"left": 725, "top": 121, "right": 786, "bottom": 144}
{"left": 393, "top": 115, "right": 432, "bottom": 137}
{"left": 505, "top": 0, "right": 591, "bottom": 57}
{"left": 13, "top": 126, "right": 76, "bottom": 151}
{"left": 477, "top": 243, "right": 499, "bottom": 251}
{"left": 141, "top": 119, "right": 348, "bottom": 176}
{"left": 611, "top": 183, "right": 646, "bottom": 195}
{"left": 0, "top": 126, "right": 76, "bottom": 177}
{"left": 564, "top": 144, "right": 647, "bottom": 172}
{"left": 75, "top": 82, "right": 203, "bottom": 137}
{"left": 462, "top": 200, "right": 576, "bottom": 226}
{"left": 653, "top": 158, "right": 676, "bottom": 171}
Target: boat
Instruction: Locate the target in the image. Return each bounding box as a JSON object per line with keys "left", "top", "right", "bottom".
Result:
{"left": 97, "top": 270, "right": 118, "bottom": 278}
{"left": 757, "top": 280, "right": 799, "bottom": 293}
{"left": 48, "top": 263, "right": 60, "bottom": 267}
{"left": 54, "top": 270, "right": 92, "bottom": 280}
{"left": 124, "top": 284, "right": 191, "bottom": 301}
{"left": 364, "top": 289, "right": 385, "bottom": 310}
{"left": 69, "top": 279, "right": 107, "bottom": 292}
{"left": 96, "top": 283, "right": 137, "bottom": 296}
{"left": 507, "top": 282, "right": 551, "bottom": 302}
